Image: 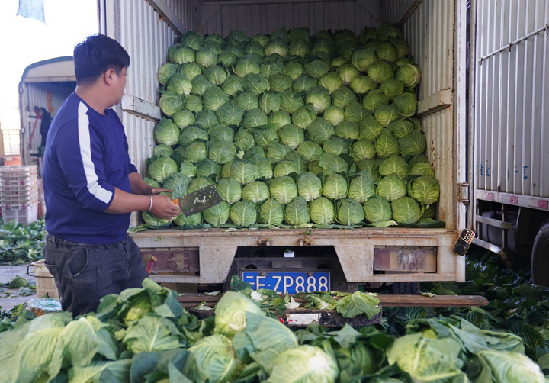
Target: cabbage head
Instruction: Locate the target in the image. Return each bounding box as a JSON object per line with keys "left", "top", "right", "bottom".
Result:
{"left": 304, "top": 59, "right": 330, "bottom": 79}
{"left": 280, "top": 90, "right": 304, "bottom": 114}
{"left": 243, "top": 146, "right": 266, "bottom": 162}
{"left": 374, "top": 105, "right": 399, "bottom": 126}
{"left": 167, "top": 73, "right": 192, "bottom": 95}
{"left": 293, "top": 75, "right": 318, "bottom": 93}
{"left": 202, "top": 200, "right": 230, "bottom": 226}
{"left": 221, "top": 75, "right": 243, "bottom": 96}
{"left": 181, "top": 31, "right": 204, "bottom": 50}
{"left": 242, "top": 181, "right": 270, "bottom": 203}
{"left": 475, "top": 349, "right": 546, "bottom": 383}
{"left": 337, "top": 199, "right": 365, "bottom": 225}
{"left": 375, "top": 130, "right": 400, "bottom": 158}
{"left": 344, "top": 101, "right": 367, "bottom": 122}
{"left": 351, "top": 47, "right": 377, "bottom": 72}
{"left": 377, "top": 174, "right": 407, "bottom": 201}
{"left": 209, "top": 140, "right": 236, "bottom": 164}
{"left": 388, "top": 118, "right": 415, "bottom": 138}
{"left": 184, "top": 142, "right": 208, "bottom": 163}
{"left": 253, "top": 125, "right": 278, "bottom": 149}
{"left": 274, "top": 160, "right": 299, "bottom": 178}
{"left": 292, "top": 105, "right": 316, "bottom": 129}
{"left": 408, "top": 175, "right": 440, "bottom": 206}
{"left": 319, "top": 72, "right": 343, "bottom": 94}
{"left": 234, "top": 128, "right": 255, "bottom": 151}
{"left": 235, "top": 54, "right": 261, "bottom": 78}
{"left": 393, "top": 92, "right": 417, "bottom": 117}
{"left": 269, "top": 74, "right": 293, "bottom": 93}
{"left": 148, "top": 156, "right": 178, "bottom": 183}
{"left": 283, "top": 62, "right": 304, "bottom": 80}
{"left": 209, "top": 124, "right": 234, "bottom": 142}
{"left": 217, "top": 178, "right": 242, "bottom": 204}
{"left": 348, "top": 170, "right": 376, "bottom": 203}
{"left": 285, "top": 151, "right": 307, "bottom": 174}
{"left": 187, "top": 334, "right": 242, "bottom": 383}
{"left": 396, "top": 63, "right": 421, "bottom": 88}
{"left": 218, "top": 51, "right": 237, "bottom": 68}
{"left": 399, "top": 130, "right": 426, "bottom": 156}
{"left": 259, "top": 92, "right": 282, "bottom": 114}
{"left": 267, "top": 142, "right": 293, "bottom": 163}
{"left": 195, "top": 47, "right": 217, "bottom": 68}
{"left": 323, "top": 106, "right": 345, "bottom": 126}
{"left": 322, "top": 174, "right": 348, "bottom": 200}
{"left": 358, "top": 115, "right": 383, "bottom": 141}
{"left": 230, "top": 160, "right": 258, "bottom": 185}
{"left": 179, "top": 160, "right": 196, "bottom": 178}
{"left": 379, "top": 155, "right": 409, "bottom": 179}
{"left": 172, "top": 109, "right": 195, "bottom": 129}
{"left": 319, "top": 152, "right": 348, "bottom": 174}
{"left": 242, "top": 73, "right": 270, "bottom": 95}
{"left": 195, "top": 110, "right": 219, "bottom": 129}
{"left": 306, "top": 86, "right": 331, "bottom": 113}
{"left": 269, "top": 176, "right": 298, "bottom": 204}
{"left": 216, "top": 101, "right": 244, "bottom": 126}
{"left": 214, "top": 291, "right": 265, "bottom": 338}
{"left": 179, "top": 126, "right": 208, "bottom": 146}
{"left": 323, "top": 136, "right": 348, "bottom": 156}
{"left": 337, "top": 64, "right": 359, "bottom": 85}
{"left": 284, "top": 196, "right": 310, "bottom": 226}
{"left": 387, "top": 331, "right": 466, "bottom": 382}
{"left": 173, "top": 211, "right": 201, "bottom": 227}
{"left": 332, "top": 86, "right": 357, "bottom": 108}
{"left": 307, "top": 117, "right": 334, "bottom": 143}
{"left": 350, "top": 76, "right": 376, "bottom": 95}
{"left": 297, "top": 141, "right": 323, "bottom": 162}
{"left": 278, "top": 124, "right": 304, "bottom": 149}
{"left": 351, "top": 139, "right": 377, "bottom": 161}
{"left": 377, "top": 41, "right": 398, "bottom": 62}
{"left": 363, "top": 195, "right": 392, "bottom": 223}
{"left": 191, "top": 75, "right": 214, "bottom": 96}
{"left": 297, "top": 172, "right": 322, "bottom": 201}
{"left": 367, "top": 60, "right": 393, "bottom": 83}
{"left": 243, "top": 108, "right": 269, "bottom": 129}
{"left": 335, "top": 121, "right": 359, "bottom": 140}
{"left": 259, "top": 198, "right": 284, "bottom": 225}
{"left": 188, "top": 177, "right": 214, "bottom": 194}
{"left": 203, "top": 86, "right": 229, "bottom": 111}
{"left": 409, "top": 162, "right": 435, "bottom": 177}
{"left": 162, "top": 172, "right": 191, "bottom": 194}
{"left": 204, "top": 65, "right": 229, "bottom": 85}
{"left": 159, "top": 92, "right": 183, "bottom": 116}
{"left": 363, "top": 89, "right": 389, "bottom": 112}
{"left": 157, "top": 62, "right": 178, "bottom": 84}
{"left": 380, "top": 79, "right": 404, "bottom": 100}
{"left": 288, "top": 40, "right": 310, "bottom": 58}
{"left": 230, "top": 200, "right": 257, "bottom": 227}
{"left": 265, "top": 39, "right": 288, "bottom": 57}
{"left": 153, "top": 119, "right": 179, "bottom": 147}
{"left": 142, "top": 211, "right": 172, "bottom": 227}
{"left": 181, "top": 62, "right": 202, "bottom": 80}
{"left": 236, "top": 91, "right": 259, "bottom": 111}
{"left": 184, "top": 94, "right": 203, "bottom": 112}
{"left": 310, "top": 197, "right": 335, "bottom": 224}
{"left": 391, "top": 196, "right": 421, "bottom": 224}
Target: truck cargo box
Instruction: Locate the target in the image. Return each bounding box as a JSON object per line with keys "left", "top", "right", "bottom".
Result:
{"left": 99, "top": 0, "right": 469, "bottom": 289}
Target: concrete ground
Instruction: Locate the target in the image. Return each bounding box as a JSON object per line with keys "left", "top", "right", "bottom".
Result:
{"left": 0, "top": 265, "right": 37, "bottom": 312}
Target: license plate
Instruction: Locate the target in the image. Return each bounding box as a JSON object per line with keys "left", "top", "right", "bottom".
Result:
{"left": 241, "top": 271, "right": 330, "bottom": 294}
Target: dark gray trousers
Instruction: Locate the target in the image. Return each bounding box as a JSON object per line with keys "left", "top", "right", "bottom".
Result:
{"left": 44, "top": 234, "right": 148, "bottom": 317}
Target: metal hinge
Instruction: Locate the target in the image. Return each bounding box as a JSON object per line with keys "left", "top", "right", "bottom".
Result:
{"left": 458, "top": 182, "right": 469, "bottom": 203}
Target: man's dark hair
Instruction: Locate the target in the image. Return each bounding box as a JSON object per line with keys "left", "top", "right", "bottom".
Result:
{"left": 73, "top": 34, "right": 130, "bottom": 83}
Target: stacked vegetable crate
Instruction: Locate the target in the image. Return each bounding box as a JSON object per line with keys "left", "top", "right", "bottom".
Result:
{"left": 0, "top": 165, "right": 39, "bottom": 225}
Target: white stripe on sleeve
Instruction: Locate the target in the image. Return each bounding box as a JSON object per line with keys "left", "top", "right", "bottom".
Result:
{"left": 78, "top": 102, "right": 113, "bottom": 204}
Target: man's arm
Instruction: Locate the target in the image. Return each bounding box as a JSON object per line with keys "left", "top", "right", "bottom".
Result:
{"left": 106, "top": 187, "right": 181, "bottom": 219}
{"left": 128, "top": 171, "right": 153, "bottom": 195}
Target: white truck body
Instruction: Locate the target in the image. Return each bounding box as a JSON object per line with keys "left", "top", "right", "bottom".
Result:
{"left": 94, "top": 0, "right": 470, "bottom": 288}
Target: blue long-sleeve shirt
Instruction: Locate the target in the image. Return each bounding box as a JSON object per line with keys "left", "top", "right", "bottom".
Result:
{"left": 42, "top": 93, "right": 138, "bottom": 243}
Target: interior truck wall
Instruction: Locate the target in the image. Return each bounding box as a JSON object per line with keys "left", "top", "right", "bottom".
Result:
{"left": 98, "top": 0, "right": 468, "bottom": 235}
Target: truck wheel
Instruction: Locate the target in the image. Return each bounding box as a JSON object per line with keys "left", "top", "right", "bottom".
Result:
{"left": 531, "top": 224, "right": 549, "bottom": 286}
{"left": 392, "top": 282, "right": 420, "bottom": 294}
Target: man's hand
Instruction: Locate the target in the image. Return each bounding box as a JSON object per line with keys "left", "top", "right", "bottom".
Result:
{"left": 150, "top": 194, "right": 181, "bottom": 220}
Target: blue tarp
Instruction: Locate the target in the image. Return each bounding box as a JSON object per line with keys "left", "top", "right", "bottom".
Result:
{"left": 17, "top": 0, "right": 45, "bottom": 24}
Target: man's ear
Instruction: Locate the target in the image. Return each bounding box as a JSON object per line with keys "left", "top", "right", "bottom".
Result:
{"left": 104, "top": 68, "right": 115, "bottom": 84}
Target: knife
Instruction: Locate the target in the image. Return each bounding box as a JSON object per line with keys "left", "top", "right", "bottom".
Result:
{"left": 175, "top": 184, "right": 223, "bottom": 216}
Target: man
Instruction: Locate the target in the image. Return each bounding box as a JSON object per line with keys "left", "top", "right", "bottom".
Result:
{"left": 42, "top": 34, "right": 181, "bottom": 317}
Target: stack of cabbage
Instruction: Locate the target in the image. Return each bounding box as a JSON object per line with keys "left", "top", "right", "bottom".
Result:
{"left": 146, "top": 24, "right": 440, "bottom": 228}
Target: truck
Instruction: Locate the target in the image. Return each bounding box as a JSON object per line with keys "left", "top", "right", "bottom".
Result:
{"left": 19, "top": 0, "right": 547, "bottom": 298}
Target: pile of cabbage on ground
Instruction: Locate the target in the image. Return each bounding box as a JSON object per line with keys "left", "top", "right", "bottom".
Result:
{"left": 0, "top": 278, "right": 546, "bottom": 382}
{"left": 145, "top": 24, "right": 441, "bottom": 228}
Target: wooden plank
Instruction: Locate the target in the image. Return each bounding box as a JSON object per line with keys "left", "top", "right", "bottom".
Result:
{"left": 176, "top": 293, "right": 489, "bottom": 308}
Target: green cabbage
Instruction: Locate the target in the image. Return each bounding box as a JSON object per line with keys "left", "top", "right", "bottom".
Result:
{"left": 332, "top": 86, "right": 357, "bottom": 108}
{"left": 391, "top": 196, "right": 421, "bottom": 224}
{"left": 167, "top": 73, "right": 192, "bottom": 95}
{"left": 284, "top": 196, "right": 310, "bottom": 226}
{"left": 235, "top": 91, "right": 259, "bottom": 111}
{"left": 203, "top": 200, "right": 231, "bottom": 226}
{"left": 367, "top": 60, "right": 393, "bottom": 83}
{"left": 307, "top": 117, "right": 334, "bottom": 143}
{"left": 181, "top": 62, "right": 202, "bottom": 80}
{"left": 217, "top": 178, "right": 242, "bottom": 204}
{"left": 203, "top": 86, "right": 229, "bottom": 111}
{"left": 191, "top": 75, "right": 214, "bottom": 96}
{"left": 323, "top": 106, "right": 345, "bottom": 126}
{"left": 208, "top": 140, "right": 236, "bottom": 164}
{"left": 319, "top": 152, "right": 348, "bottom": 174}
{"left": 278, "top": 124, "right": 304, "bottom": 149}
{"left": 230, "top": 200, "right": 257, "bottom": 227}
{"left": 269, "top": 176, "right": 298, "bottom": 204}
{"left": 188, "top": 334, "right": 242, "bottom": 383}
{"left": 323, "top": 136, "right": 348, "bottom": 156}
{"left": 319, "top": 72, "right": 343, "bottom": 94}
{"left": 259, "top": 92, "right": 282, "bottom": 114}
{"left": 363, "top": 195, "right": 392, "bottom": 223}
{"left": 159, "top": 92, "right": 183, "bottom": 116}
{"left": 393, "top": 92, "right": 417, "bottom": 117}
{"left": 242, "top": 181, "right": 270, "bottom": 203}
{"left": 214, "top": 291, "right": 265, "bottom": 338}
{"left": 309, "top": 197, "right": 335, "bottom": 224}
{"left": 297, "top": 141, "right": 323, "bottom": 162}
{"left": 377, "top": 174, "right": 407, "bottom": 201}
{"left": 153, "top": 118, "right": 180, "bottom": 146}
{"left": 148, "top": 156, "right": 178, "bottom": 183}
{"left": 334, "top": 121, "right": 359, "bottom": 140}
{"left": 348, "top": 170, "right": 376, "bottom": 203}
{"left": 379, "top": 155, "right": 409, "bottom": 179}
{"left": 230, "top": 161, "right": 258, "bottom": 185}
{"left": 297, "top": 172, "right": 322, "bottom": 202}
{"left": 322, "top": 174, "right": 348, "bottom": 200}
{"left": 242, "top": 73, "right": 270, "bottom": 95}
{"left": 336, "top": 199, "right": 365, "bottom": 225}
{"left": 306, "top": 86, "right": 331, "bottom": 113}
{"left": 172, "top": 109, "right": 195, "bottom": 129}
{"left": 216, "top": 101, "right": 244, "bottom": 126}
{"left": 184, "top": 142, "right": 208, "bottom": 163}
{"left": 221, "top": 75, "right": 243, "bottom": 96}
{"left": 396, "top": 63, "right": 421, "bottom": 88}
{"left": 152, "top": 144, "right": 173, "bottom": 157}
{"left": 408, "top": 175, "right": 440, "bottom": 206}
{"left": 259, "top": 198, "right": 284, "bottom": 225}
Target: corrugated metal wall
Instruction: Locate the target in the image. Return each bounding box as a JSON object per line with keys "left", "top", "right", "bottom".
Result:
{"left": 475, "top": 0, "right": 549, "bottom": 198}
{"left": 197, "top": 1, "right": 379, "bottom": 36}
